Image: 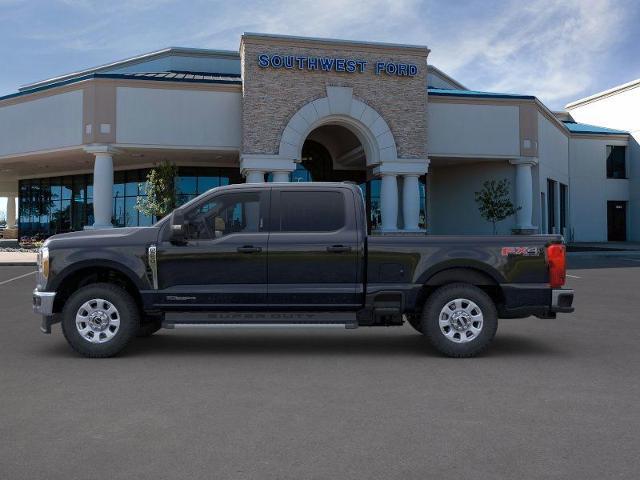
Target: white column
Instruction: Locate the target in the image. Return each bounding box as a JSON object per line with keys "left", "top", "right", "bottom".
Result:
{"left": 244, "top": 170, "right": 265, "bottom": 183}
{"left": 6, "top": 195, "right": 16, "bottom": 229}
{"left": 271, "top": 171, "right": 290, "bottom": 182}
{"left": 510, "top": 158, "right": 537, "bottom": 232}
{"left": 93, "top": 153, "right": 114, "bottom": 229}
{"left": 241, "top": 154, "right": 295, "bottom": 184}
{"left": 402, "top": 174, "right": 421, "bottom": 231}
{"left": 374, "top": 158, "right": 429, "bottom": 233}
{"left": 380, "top": 174, "right": 398, "bottom": 232}
{"left": 85, "top": 146, "right": 117, "bottom": 229}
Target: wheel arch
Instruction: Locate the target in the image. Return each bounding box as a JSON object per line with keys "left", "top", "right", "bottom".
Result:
{"left": 417, "top": 260, "right": 504, "bottom": 286}
{"left": 414, "top": 263, "right": 505, "bottom": 313}
{"left": 51, "top": 261, "right": 144, "bottom": 314}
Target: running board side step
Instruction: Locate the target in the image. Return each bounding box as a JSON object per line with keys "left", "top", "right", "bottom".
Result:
{"left": 162, "top": 312, "right": 358, "bottom": 329}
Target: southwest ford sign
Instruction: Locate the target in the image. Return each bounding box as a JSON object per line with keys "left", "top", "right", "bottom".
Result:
{"left": 257, "top": 54, "right": 418, "bottom": 77}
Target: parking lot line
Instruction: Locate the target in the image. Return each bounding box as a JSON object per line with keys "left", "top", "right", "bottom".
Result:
{"left": 0, "top": 270, "right": 36, "bottom": 286}
{"left": 566, "top": 274, "right": 581, "bottom": 278}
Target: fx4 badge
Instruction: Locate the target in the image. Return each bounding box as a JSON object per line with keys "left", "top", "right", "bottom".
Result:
{"left": 501, "top": 246, "right": 543, "bottom": 257}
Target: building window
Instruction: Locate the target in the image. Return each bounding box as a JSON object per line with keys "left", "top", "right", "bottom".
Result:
{"left": 18, "top": 166, "right": 242, "bottom": 239}
{"left": 547, "top": 179, "right": 556, "bottom": 234}
{"left": 560, "top": 183, "right": 568, "bottom": 232}
{"left": 540, "top": 192, "right": 547, "bottom": 234}
{"left": 606, "top": 145, "right": 626, "bottom": 179}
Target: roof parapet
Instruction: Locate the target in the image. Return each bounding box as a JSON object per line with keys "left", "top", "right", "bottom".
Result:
{"left": 19, "top": 47, "right": 240, "bottom": 93}
{"left": 565, "top": 78, "right": 640, "bottom": 109}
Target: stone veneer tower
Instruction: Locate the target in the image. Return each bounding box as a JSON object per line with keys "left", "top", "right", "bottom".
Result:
{"left": 239, "top": 33, "right": 430, "bottom": 231}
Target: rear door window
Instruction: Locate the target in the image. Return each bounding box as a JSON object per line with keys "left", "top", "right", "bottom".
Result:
{"left": 279, "top": 191, "right": 345, "bottom": 232}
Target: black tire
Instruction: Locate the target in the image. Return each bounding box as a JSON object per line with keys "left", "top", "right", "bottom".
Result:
{"left": 422, "top": 283, "right": 497, "bottom": 358}
{"left": 137, "top": 318, "right": 162, "bottom": 338}
{"left": 61, "top": 283, "right": 139, "bottom": 358}
{"left": 405, "top": 314, "right": 423, "bottom": 333}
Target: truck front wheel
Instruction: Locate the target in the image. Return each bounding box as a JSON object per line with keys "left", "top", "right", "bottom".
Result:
{"left": 422, "top": 283, "right": 497, "bottom": 357}
{"left": 61, "top": 283, "right": 139, "bottom": 358}
{"left": 137, "top": 317, "right": 162, "bottom": 338}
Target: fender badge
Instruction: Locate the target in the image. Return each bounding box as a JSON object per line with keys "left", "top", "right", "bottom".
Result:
{"left": 501, "top": 246, "right": 542, "bottom": 257}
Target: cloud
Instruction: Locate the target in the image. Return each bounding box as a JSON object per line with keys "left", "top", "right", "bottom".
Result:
{"left": 179, "top": 0, "right": 633, "bottom": 108}
{"left": 1, "top": 0, "right": 637, "bottom": 109}
{"left": 426, "top": 0, "right": 630, "bottom": 108}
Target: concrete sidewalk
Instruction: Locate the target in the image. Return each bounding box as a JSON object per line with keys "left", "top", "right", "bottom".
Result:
{"left": 569, "top": 242, "right": 640, "bottom": 252}
{"left": 0, "top": 251, "right": 37, "bottom": 266}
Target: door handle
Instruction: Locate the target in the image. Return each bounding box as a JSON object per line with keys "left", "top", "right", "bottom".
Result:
{"left": 237, "top": 245, "right": 262, "bottom": 253}
{"left": 326, "top": 245, "right": 352, "bottom": 253}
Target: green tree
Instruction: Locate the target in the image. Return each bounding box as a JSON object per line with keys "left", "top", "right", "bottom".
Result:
{"left": 136, "top": 161, "right": 178, "bottom": 220}
{"left": 474, "top": 179, "right": 520, "bottom": 234}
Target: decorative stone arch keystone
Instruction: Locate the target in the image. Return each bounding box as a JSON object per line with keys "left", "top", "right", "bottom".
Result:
{"left": 278, "top": 86, "right": 398, "bottom": 166}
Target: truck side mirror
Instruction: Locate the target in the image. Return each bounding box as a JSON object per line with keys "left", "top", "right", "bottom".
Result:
{"left": 170, "top": 210, "right": 186, "bottom": 243}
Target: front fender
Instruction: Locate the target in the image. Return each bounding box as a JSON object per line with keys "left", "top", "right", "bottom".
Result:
{"left": 48, "top": 249, "right": 149, "bottom": 292}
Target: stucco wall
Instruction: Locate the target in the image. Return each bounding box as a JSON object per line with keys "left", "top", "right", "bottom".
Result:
{"left": 569, "top": 137, "right": 630, "bottom": 241}
{"left": 115, "top": 87, "right": 242, "bottom": 148}
{"left": 429, "top": 161, "right": 517, "bottom": 235}
{"left": 427, "top": 102, "right": 520, "bottom": 157}
{"left": 536, "top": 112, "right": 570, "bottom": 232}
{"left": 568, "top": 85, "right": 640, "bottom": 133}
{"left": 568, "top": 86, "right": 639, "bottom": 241}
{"left": 240, "top": 36, "right": 428, "bottom": 159}
{"left": 0, "top": 181, "right": 18, "bottom": 196}
{"left": 0, "top": 90, "right": 83, "bottom": 157}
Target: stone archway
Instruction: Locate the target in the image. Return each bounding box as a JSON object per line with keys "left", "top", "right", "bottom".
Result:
{"left": 240, "top": 85, "right": 429, "bottom": 232}
{"left": 278, "top": 86, "right": 398, "bottom": 167}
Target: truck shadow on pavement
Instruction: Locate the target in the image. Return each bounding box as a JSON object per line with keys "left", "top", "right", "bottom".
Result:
{"left": 42, "top": 331, "right": 560, "bottom": 358}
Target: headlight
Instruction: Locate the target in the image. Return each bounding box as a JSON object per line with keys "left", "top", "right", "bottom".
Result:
{"left": 39, "top": 247, "right": 50, "bottom": 279}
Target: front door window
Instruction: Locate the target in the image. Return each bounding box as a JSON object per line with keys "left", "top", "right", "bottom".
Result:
{"left": 184, "top": 192, "right": 262, "bottom": 241}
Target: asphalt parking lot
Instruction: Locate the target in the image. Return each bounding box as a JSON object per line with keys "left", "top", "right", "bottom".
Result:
{"left": 1, "top": 256, "right": 639, "bottom": 480}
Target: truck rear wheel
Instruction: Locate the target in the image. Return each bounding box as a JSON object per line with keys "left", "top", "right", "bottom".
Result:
{"left": 61, "top": 283, "right": 139, "bottom": 358}
{"left": 405, "top": 314, "right": 423, "bottom": 333}
{"left": 422, "top": 283, "right": 497, "bottom": 357}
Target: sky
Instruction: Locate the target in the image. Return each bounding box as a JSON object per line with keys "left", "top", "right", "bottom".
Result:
{"left": 0, "top": 0, "right": 639, "bottom": 109}
{"left": 1, "top": 0, "right": 639, "bottom": 214}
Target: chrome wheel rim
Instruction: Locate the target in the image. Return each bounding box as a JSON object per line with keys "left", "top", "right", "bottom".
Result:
{"left": 75, "top": 298, "right": 120, "bottom": 344}
{"left": 439, "top": 298, "right": 483, "bottom": 343}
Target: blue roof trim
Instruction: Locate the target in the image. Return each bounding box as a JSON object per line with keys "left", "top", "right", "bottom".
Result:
{"left": 562, "top": 121, "right": 628, "bottom": 135}
{"left": 0, "top": 72, "right": 242, "bottom": 102}
{"left": 428, "top": 87, "right": 535, "bottom": 100}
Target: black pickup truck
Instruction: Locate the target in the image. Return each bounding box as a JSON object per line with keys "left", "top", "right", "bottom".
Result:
{"left": 33, "top": 182, "right": 574, "bottom": 358}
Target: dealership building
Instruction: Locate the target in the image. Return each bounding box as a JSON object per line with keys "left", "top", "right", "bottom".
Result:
{"left": 0, "top": 33, "right": 637, "bottom": 241}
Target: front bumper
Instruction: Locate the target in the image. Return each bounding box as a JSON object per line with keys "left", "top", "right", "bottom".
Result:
{"left": 33, "top": 289, "right": 57, "bottom": 333}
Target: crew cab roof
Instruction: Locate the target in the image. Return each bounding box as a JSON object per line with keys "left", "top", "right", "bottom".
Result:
{"left": 214, "top": 181, "right": 360, "bottom": 191}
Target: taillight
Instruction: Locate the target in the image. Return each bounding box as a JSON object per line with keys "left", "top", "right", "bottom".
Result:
{"left": 547, "top": 244, "right": 566, "bottom": 288}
